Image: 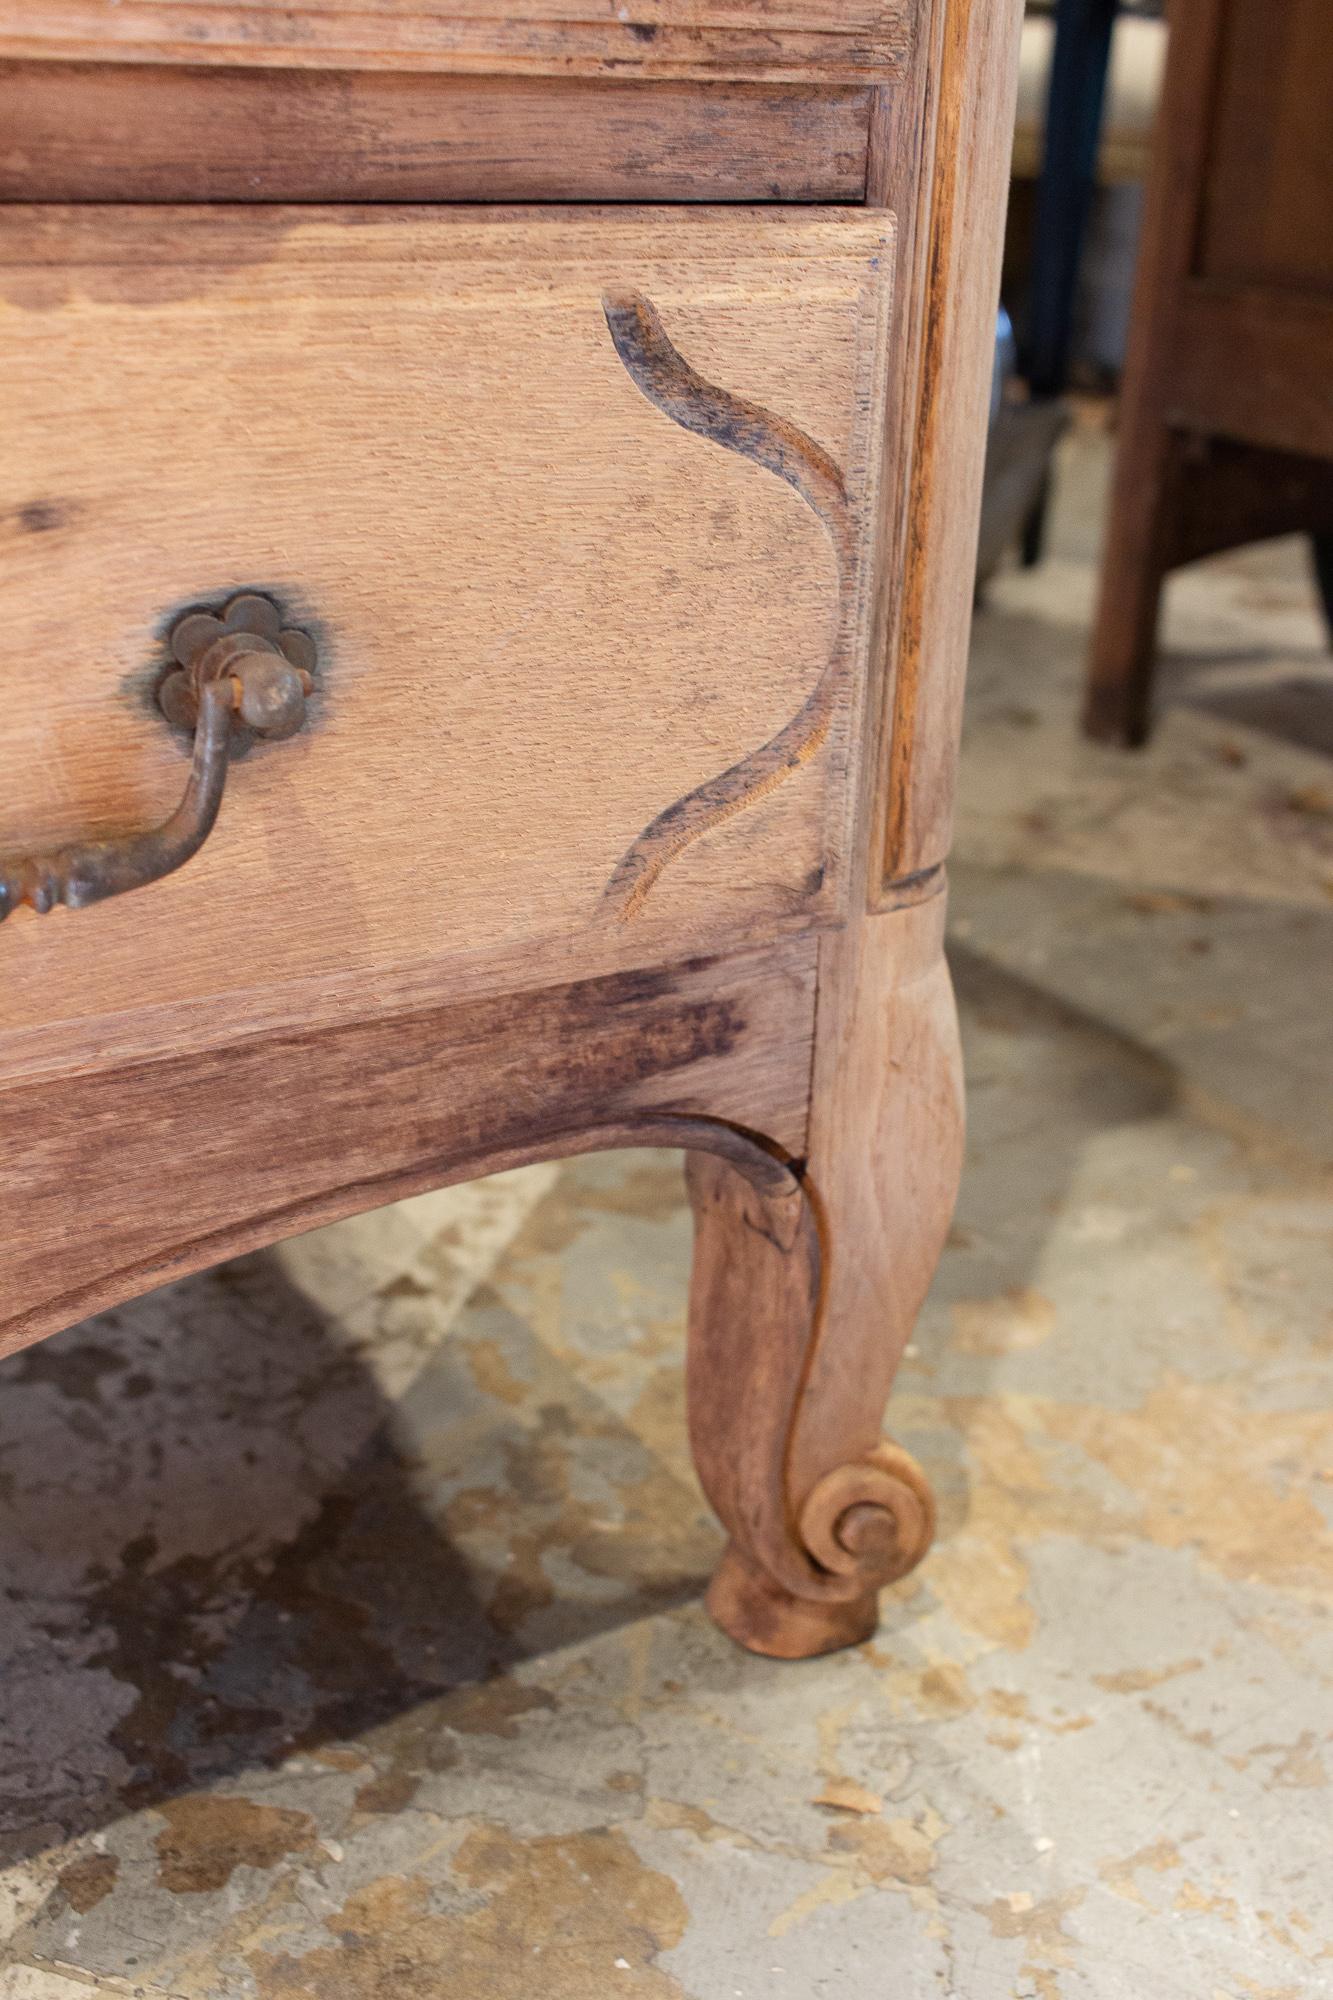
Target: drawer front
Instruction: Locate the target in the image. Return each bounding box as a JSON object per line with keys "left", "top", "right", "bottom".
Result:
{"left": 0, "top": 206, "right": 894, "bottom": 1068}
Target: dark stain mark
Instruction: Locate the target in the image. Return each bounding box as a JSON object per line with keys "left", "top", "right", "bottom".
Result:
{"left": 628, "top": 20, "right": 658, "bottom": 39}
{"left": 379, "top": 1272, "right": 435, "bottom": 1303}
{"left": 2, "top": 943, "right": 773, "bottom": 1361}
{"left": 599, "top": 290, "right": 852, "bottom": 920}
{"left": 354, "top": 1769, "right": 421, "bottom": 1816}
{"left": 17, "top": 499, "right": 69, "bottom": 534}
{"left": 155, "top": 1793, "right": 320, "bottom": 1894}
{"left": 68, "top": 1430, "right": 487, "bottom": 1830}
{"left": 432, "top": 1678, "right": 555, "bottom": 1740}
{"left": 56, "top": 1851, "right": 120, "bottom": 1913}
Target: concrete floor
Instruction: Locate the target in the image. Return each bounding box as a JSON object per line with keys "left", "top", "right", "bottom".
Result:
{"left": 2, "top": 418, "right": 1331, "bottom": 1998}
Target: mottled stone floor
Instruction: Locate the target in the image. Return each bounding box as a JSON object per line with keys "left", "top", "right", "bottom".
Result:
{"left": 3, "top": 420, "right": 1331, "bottom": 1999}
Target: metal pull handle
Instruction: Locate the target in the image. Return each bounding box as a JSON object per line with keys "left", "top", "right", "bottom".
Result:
{"left": 0, "top": 594, "right": 314, "bottom": 923}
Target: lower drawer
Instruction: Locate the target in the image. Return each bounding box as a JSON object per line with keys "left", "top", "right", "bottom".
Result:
{"left": 0, "top": 205, "right": 894, "bottom": 1071}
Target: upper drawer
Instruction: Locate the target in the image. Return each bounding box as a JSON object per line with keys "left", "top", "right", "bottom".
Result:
{"left": 0, "top": 206, "right": 894, "bottom": 1072}
{"left": 0, "top": 0, "right": 911, "bottom": 82}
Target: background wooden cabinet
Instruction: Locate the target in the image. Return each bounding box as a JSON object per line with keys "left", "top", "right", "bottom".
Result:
{"left": 1086, "top": 0, "right": 1333, "bottom": 743}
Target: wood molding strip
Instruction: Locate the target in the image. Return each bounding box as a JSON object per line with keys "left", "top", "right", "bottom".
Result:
{"left": 0, "top": 64, "right": 874, "bottom": 205}
{"left": 879, "top": 0, "right": 1025, "bottom": 891}
{"left": 0, "top": 1, "right": 913, "bottom": 85}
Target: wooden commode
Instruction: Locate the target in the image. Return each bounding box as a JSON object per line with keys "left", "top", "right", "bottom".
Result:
{"left": 0, "top": 1, "right": 1024, "bottom": 1659}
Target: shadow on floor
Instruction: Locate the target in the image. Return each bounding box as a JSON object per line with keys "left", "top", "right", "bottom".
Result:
{"left": 0, "top": 946, "right": 1183, "bottom": 1874}
{"left": 0, "top": 1241, "right": 714, "bottom": 1872}
{"left": 1160, "top": 652, "right": 1333, "bottom": 759}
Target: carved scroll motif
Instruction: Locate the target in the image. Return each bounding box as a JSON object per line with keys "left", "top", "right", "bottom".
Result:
{"left": 601, "top": 291, "right": 853, "bottom": 921}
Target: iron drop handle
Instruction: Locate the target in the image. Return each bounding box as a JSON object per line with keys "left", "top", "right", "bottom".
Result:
{"left": 0, "top": 594, "right": 314, "bottom": 923}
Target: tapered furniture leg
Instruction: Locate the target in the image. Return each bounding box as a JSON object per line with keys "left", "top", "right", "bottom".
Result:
{"left": 1084, "top": 417, "right": 1179, "bottom": 746}
{"left": 687, "top": 893, "right": 964, "bottom": 1659}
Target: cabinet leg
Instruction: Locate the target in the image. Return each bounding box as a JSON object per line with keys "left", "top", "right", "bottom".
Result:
{"left": 1311, "top": 534, "right": 1333, "bottom": 646}
{"left": 686, "top": 896, "right": 964, "bottom": 1659}
{"left": 1084, "top": 417, "right": 1184, "bottom": 747}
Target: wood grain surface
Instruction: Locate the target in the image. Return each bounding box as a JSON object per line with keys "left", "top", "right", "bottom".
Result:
{"left": 0, "top": 0, "right": 912, "bottom": 84}
{"left": 1196, "top": 0, "right": 1333, "bottom": 297}
{"left": 1084, "top": 0, "right": 1226, "bottom": 744}
{"left": 1086, "top": 0, "right": 1333, "bottom": 743}
{"left": 878, "top": 0, "right": 1025, "bottom": 892}
{"left": 0, "top": 205, "right": 894, "bottom": 1072}
{"left": 687, "top": 1127, "right": 939, "bottom": 1658}
{"left": 0, "top": 64, "right": 873, "bottom": 204}
{"left": 1172, "top": 289, "right": 1333, "bottom": 465}
{"left": 798, "top": 892, "right": 963, "bottom": 1505}
{"left": 0, "top": 939, "right": 816, "bottom": 1356}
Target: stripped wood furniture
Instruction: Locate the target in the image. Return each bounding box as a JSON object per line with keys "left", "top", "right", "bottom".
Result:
{"left": 0, "top": 0, "right": 1023, "bottom": 1659}
{"left": 1085, "top": 0, "right": 1333, "bottom": 745}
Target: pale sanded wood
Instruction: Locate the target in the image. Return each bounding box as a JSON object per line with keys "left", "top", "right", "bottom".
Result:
{"left": 0, "top": 0, "right": 912, "bottom": 85}
{"left": 797, "top": 893, "right": 963, "bottom": 1499}
{"left": 686, "top": 1139, "right": 938, "bottom": 1659}
{"left": 0, "top": 64, "right": 873, "bottom": 204}
{"left": 0, "top": 205, "right": 894, "bottom": 1070}
{"left": 679, "top": 896, "right": 963, "bottom": 1659}
{"left": 858, "top": 24, "right": 952, "bottom": 914}
{"left": 0, "top": 939, "right": 815, "bottom": 1356}
{"left": 879, "top": 0, "right": 1025, "bottom": 891}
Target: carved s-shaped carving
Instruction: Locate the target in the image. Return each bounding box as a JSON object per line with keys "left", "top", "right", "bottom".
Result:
{"left": 600, "top": 292, "right": 854, "bottom": 921}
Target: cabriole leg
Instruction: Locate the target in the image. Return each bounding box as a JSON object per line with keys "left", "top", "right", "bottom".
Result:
{"left": 686, "top": 894, "right": 964, "bottom": 1659}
